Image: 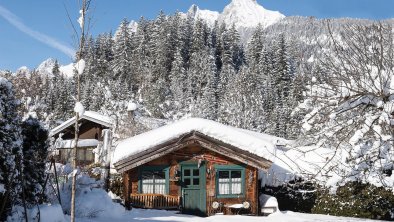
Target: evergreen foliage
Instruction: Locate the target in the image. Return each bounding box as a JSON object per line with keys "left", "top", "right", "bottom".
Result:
{"left": 0, "top": 78, "right": 23, "bottom": 220}
{"left": 312, "top": 182, "right": 394, "bottom": 220}
{"left": 0, "top": 78, "right": 49, "bottom": 219}
{"left": 20, "top": 117, "right": 49, "bottom": 205}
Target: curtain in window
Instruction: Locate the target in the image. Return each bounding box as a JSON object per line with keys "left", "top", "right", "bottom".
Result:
{"left": 77, "top": 149, "right": 85, "bottom": 161}
{"left": 218, "top": 170, "right": 242, "bottom": 195}
{"left": 231, "top": 171, "right": 242, "bottom": 194}
{"left": 85, "top": 148, "right": 94, "bottom": 161}
{"left": 141, "top": 170, "right": 166, "bottom": 194}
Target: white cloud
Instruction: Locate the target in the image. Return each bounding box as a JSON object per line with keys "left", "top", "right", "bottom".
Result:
{"left": 0, "top": 5, "right": 75, "bottom": 58}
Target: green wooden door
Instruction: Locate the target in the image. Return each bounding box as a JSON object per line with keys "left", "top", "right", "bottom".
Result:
{"left": 181, "top": 164, "right": 206, "bottom": 216}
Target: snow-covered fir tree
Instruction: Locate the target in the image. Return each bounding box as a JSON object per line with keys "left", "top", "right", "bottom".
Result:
{"left": 20, "top": 117, "right": 48, "bottom": 205}
{"left": 0, "top": 77, "right": 23, "bottom": 219}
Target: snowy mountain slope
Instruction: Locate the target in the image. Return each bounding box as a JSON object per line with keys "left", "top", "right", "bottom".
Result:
{"left": 182, "top": 0, "right": 285, "bottom": 42}
{"left": 218, "top": 0, "right": 285, "bottom": 30}
{"left": 184, "top": 4, "right": 220, "bottom": 27}
{"left": 33, "top": 58, "right": 75, "bottom": 78}
{"left": 59, "top": 63, "right": 75, "bottom": 78}
{"left": 37, "top": 58, "right": 57, "bottom": 76}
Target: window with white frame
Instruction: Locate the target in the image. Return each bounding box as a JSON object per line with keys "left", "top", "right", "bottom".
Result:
{"left": 217, "top": 167, "right": 244, "bottom": 197}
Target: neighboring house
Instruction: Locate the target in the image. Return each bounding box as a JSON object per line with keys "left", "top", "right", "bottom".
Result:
{"left": 50, "top": 111, "right": 114, "bottom": 166}
{"left": 112, "top": 118, "right": 286, "bottom": 216}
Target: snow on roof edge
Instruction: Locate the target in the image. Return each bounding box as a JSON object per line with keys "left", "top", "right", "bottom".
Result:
{"left": 113, "top": 118, "right": 287, "bottom": 165}
{"left": 50, "top": 111, "right": 113, "bottom": 137}
{"left": 55, "top": 139, "right": 100, "bottom": 149}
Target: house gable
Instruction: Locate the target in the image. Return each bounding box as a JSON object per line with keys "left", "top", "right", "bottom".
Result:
{"left": 114, "top": 131, "right": 272, "bottom": 173}
{"left": 50, "top": 111, "right": 113, "bottom": 137}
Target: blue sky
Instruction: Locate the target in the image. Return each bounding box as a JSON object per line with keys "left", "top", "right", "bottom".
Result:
{"left": 1, "top": 0, "right": 393, "bottom": 71}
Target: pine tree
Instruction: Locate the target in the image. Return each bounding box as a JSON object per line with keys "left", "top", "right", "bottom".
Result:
{"left": 49, "top": 60, "right": 61, "bottom": 112}
{"left": 217, "top": 27, "right": 237, "bottom": 103}
{"left": 20, "top": 117, "right": 48, "bottom": 205}
{"left": 196, "top": 48, "right": 218, "bottom": 120}
{"left": 179, "top": 15, "right": 194, "bottom": 69}
{"left": 0, "top": 77, "right": 22, "bottom": 220}
{"left": 269, "top": 35, "right": 295, "bottom": 138}
{"left": 228, "top": 24, "right": 244, "bottom": 71}
{"left": 219, "top": 66, "right": 264, "bottom": 130}
{"left": 169, "top": 46, "right": 187, "bottom": 117}
{"left": 247, "top": 25, "right": 264, "bottom": 65}
{"left": 81, "top": 37, "right": 96, "bottom": 111}
{"left": 112, "top": 19, "right": 134, "bottom": 91}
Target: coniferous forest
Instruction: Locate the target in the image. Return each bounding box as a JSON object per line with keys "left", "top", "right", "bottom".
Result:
{"left": 2, "top": 13, "right": 306, "bottom": 139}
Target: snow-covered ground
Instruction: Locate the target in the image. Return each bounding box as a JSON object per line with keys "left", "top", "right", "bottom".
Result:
{"left": 9, "top": 170, "right": 386, "bottom": 222}
{"left": 63, "top": 209, "right": 386, "bottom": 222}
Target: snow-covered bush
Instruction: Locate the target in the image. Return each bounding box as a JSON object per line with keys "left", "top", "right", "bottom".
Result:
{"left": 59, "top": 172, "right": 125, "bottom": 219}
{"left": 312, "top": 181, "right": 394, "bottom": 220}
{"left": 109, "top": 174, "right": 123, "bottom": 199}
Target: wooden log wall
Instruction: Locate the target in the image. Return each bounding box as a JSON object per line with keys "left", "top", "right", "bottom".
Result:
{"left": 125, "top": 145, "right": 260, "bottom": 215}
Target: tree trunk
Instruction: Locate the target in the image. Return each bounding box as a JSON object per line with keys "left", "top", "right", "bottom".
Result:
{"left": 70, "top": 1, "right": 87, "bottom": 221}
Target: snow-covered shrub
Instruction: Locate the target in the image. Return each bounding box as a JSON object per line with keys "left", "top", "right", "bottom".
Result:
{"left": 312, "top": 181, "right": 394, "bottom": 220}
{"left": 59, "top": 172, "right": 124, "bottom": 219}
{"left": 263, "top": 179, "right": 318, "bottom": 213}
{"left": 86, "top": 163, "right": 104, "bottom": 180}
{"left": 109, "top": 174, "right": 123, "bottom": 199}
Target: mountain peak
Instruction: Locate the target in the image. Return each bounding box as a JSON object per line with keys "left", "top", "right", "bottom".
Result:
{"left": 182, "top": 0, "right": 284, "bottom": 42}
{"left": 188, "top": 4, "right": 199, "bottom": 15}
{"left": 219, "top": 0, "right": 285, "bottom": 29}
{"left": 37, "top": 58, "right": 56, "bottom": 75}
{"left": 231, "top": 0, "right": 258, "bottom": 5}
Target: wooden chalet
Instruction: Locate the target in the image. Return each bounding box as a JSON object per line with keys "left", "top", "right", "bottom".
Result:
{"left": 50, "top": 111, "right": 114, "bottom": 165}
{"left": 113, "top": 118, "right": 277, "bottom": 216}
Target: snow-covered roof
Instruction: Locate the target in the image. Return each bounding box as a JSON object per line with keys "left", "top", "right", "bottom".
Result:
{"left": 113, "top": 118, "right": 289, "bottom": 165}
{"left": 54, "top": 139, "right": 99, "bottom": 149}
{"left": 50, "top": 111, "right": 113, "bottom": 137}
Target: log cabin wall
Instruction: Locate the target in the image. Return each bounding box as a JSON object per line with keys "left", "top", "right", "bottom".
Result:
{"left": 124, "top": 144, "right": 260, "bottom": 215}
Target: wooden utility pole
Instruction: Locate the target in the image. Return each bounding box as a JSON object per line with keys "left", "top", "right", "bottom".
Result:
{"left": 71, "top": 0, "right": 88, "bottom": 221}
